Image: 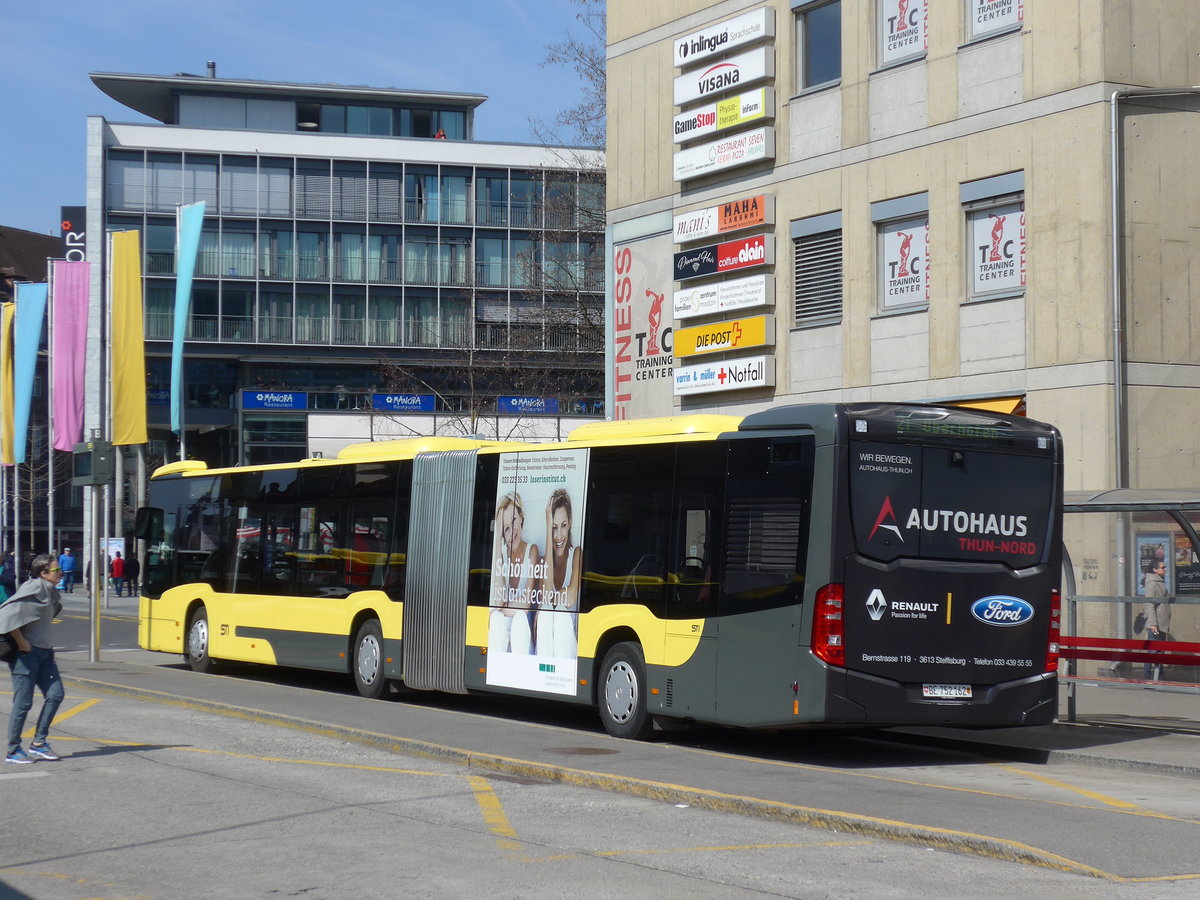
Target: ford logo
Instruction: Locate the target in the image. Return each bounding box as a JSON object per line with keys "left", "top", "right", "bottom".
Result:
{"left": 970, "top": 596, "right": 1034, "bottom": 627}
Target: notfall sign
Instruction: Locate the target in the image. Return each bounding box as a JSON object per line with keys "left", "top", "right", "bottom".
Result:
{"left": 674, "top": 354, "right": 774, "bottom": 396}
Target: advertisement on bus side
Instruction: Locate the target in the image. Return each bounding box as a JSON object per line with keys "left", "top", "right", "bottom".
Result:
{"left": 486, "top": 449, "right": 590, "bottom": 695}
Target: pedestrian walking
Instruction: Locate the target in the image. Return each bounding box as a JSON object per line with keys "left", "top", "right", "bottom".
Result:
{"left": 124, "top": 554, "right": 140, "bottom": 597}
{"left": 58, "top": 548, "right": 76, "bottom": 593}
{"left": 111, "top": 552, "right": 126, "bottom": 597}
{"left": 1, "top": 555, "right": 65, "bottom": 764}
{"left": 1142, "top": 560, "right": 1172, "bottom": 680}
{"left": 0, "top": 551, "right": 16, "bottom": 600}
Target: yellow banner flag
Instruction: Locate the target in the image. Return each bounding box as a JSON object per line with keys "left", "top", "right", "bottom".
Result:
{"left": 110, "top": 230, "right": 147, "bottom": 445}
{"left": 0, "top": 302, "right": 13, "bottom": 464}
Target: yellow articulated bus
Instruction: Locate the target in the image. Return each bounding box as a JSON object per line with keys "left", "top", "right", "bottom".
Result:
{"left": 137, "top": 402, "right": 1063, "bottom": 739}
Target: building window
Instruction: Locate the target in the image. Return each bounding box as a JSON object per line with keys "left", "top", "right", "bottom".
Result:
{"left": 792, "top": 211, "right": 843, "bottom": 327}
{"left": 962, "top": 172, "right": 1025, "bottom": 301}
{"left": 878, "top": 0, "right": 927, "bottom": 68}
{"left": 965, "top": 0, "right": 1022, "bottom": 42}
{"left": 872, "top": 194, "right": 929, "bottom": 313}
{"left": 877, "top": 216, "right": 929, "bottom": 312}
{"left": 794, "top": 0, "right": 841, "bottom": 91}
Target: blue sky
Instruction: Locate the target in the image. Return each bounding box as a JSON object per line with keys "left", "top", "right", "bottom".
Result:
{"left": 1, "top": 0, "right": 591, "bottom": 235}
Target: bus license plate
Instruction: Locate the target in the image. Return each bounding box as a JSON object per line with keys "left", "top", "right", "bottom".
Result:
{"left": 923, "top": 683, "right": 972, "bottom": 699}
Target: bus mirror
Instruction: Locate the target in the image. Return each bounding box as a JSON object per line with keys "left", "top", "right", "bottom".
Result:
{"left": 135, "top": 507, "right": 164, "bottom": 542}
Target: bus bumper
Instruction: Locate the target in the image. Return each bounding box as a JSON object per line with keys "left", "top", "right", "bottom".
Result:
{"left": 827, "top": 669, "right": 1057, "bottom": 727}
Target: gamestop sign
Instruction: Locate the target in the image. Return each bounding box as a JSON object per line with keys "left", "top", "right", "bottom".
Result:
{"left": 674, "top": 127, "right": 774, "bottom": 181}
{"left": 673, "top": 87, "right": 772, "bottom": 144}
{"left": 674, "top": 234, "right": 772, "bottom": 283}
{"left": 674, "top": 355, "right": 774, "bottom": 396}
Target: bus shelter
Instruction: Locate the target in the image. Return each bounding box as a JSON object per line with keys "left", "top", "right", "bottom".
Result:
{"left": 1061, "top": 488, "right": 1200, "bottom": 720}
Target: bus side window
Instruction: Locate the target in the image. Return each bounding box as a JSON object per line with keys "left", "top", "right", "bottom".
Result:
{"left": 297, "top": 465, "right": 348, "bottom": 597}
{"left": 722, "top": 437, "right": 814, "bottom": 612}
{"left": 583, "top": 445, "right": 675, "bottom": 615}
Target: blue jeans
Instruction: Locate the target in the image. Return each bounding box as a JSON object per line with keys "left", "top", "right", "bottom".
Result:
{"left": 1144, "top": 630, "right": 1167, "bottom": 680}
{"left": 7, "top": 647, "right": 64, "bottom": 754}
{"left": 60, "top": 570, "right": 75, "bottom": 592}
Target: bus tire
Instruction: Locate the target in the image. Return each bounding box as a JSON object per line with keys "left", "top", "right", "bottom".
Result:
{"left": 598, "top": 642, "right": 655, "bottom": 740}
{"left": 185, "top": 606, "right": 216, "bottom": 674}
{"left": 352, "top": 619, "right": 389, "bottom": 700}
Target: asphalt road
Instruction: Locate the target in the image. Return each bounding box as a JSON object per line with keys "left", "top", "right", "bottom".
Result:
{"left": 1, "top": 596, "right": 1197, "bottom": 897}
{"left": 2, "top": 661, "right": 1190, "bottom": 900}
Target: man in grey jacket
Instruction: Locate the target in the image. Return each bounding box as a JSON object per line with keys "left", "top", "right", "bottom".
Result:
{"left": 1, "top": 555, "right": 65, "bottom": 763}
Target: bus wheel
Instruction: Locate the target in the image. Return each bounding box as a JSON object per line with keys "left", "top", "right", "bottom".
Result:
{"left": 185, "top": 606, "right": 216, "bottom": 674}
{"left": 352, "top": 619, "right": 389, "bottom": 700}
{"left": 598, "top": 642, "right": 654, "bottom": 740}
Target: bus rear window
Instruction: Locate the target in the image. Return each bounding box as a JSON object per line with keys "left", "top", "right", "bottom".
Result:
{"left": 850, "top": 441, "right": 1054, "bottom": 568}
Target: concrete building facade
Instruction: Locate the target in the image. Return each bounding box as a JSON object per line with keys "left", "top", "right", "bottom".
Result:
{"left": 605, "top": 0, "right": 1200, "bottom": 494}
{"left": 605, "top": 0, "right": 1200, "bottom": 665}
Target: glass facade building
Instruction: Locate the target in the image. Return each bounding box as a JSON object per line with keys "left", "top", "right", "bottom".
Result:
{"left": 86, "top": 72, "right": 605, "bottom": 467}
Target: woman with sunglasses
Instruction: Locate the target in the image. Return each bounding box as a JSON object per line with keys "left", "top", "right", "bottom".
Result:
{"left": 0, "top": 555, "right": 65, "bottom": 763}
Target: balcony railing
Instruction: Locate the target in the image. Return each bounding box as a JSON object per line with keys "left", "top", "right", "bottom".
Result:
{"left": 146, "top": 250, "right": 175, "bottom": 275}
{"left": 259, "top": 316, "right": 294, "bottom": 343}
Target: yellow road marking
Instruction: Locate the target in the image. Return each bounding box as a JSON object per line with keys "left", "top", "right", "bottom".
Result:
{"left": 997, "top": 765, "right": 1141, "bottom": 810}
{"left": 23, "top": 698, "right": 102, "bottom": 739}
{"left": 468, "top": 774, "right": 523, "bottom": 856}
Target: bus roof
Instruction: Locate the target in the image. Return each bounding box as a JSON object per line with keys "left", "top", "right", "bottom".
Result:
{"left": 566, "top": 414, "right": 743, "bottom": 443}
{"left": 150, "top": 436, "right": 526, "bottom": 479}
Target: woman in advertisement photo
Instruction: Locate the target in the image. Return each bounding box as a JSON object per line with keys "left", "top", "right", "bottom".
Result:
{"left": 489, "top": 492, "right": 540, "bottom": 654}
{"left": 535, "top": 488, "right": 582, "bottom": 659}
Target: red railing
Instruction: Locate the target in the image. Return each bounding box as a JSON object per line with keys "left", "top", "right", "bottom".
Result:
{"left": 1060, "top": 634, "right": 1200, "bottom": 669}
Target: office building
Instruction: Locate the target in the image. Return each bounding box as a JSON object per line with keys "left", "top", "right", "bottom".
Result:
{"left": 605, "top": 1, "right": 1200, "bottom": 491}
{"left": 86, "top": 69, "right": 605, "bottom": 469}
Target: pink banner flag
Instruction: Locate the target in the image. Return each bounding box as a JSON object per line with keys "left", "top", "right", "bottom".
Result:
{"left": 52, "top": 260, "right": 90, "bottom": 451}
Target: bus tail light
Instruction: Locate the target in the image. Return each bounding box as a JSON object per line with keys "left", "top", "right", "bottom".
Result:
{"left": 1044, "top": 588, "right": 1061, "bottom": 673}
{"left": 812, "top": 583, "right": 845, "bottom": 668}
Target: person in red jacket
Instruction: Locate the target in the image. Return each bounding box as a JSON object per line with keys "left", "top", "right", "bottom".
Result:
{"left": 110, "top": 552, "right": 126, "bottom": 597}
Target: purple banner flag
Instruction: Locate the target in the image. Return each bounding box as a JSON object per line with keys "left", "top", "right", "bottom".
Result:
{"left": 52, "top": 260, "right": 90, "bottom": 451}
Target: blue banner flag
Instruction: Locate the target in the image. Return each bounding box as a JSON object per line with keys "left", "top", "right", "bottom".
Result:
{"left": 172, "top": 201, "right": 206, "bottom": 435}
{"left": 12, "top": 282, "right": 48, "bottom": 463}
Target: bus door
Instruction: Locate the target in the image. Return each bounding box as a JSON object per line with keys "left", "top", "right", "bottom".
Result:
{"left": 663, "top": 442, "right": 726, "bottom": 719}
{"left": 715, "top": 435, "right": 815, "bottom": 726}
{"left": 205, "top": 471, "right": 276, "bottom": 659}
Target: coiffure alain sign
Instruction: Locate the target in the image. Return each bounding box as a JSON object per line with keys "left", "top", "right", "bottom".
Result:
{"left": 673, "top": 233, "right": 773, "bottom": 283}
